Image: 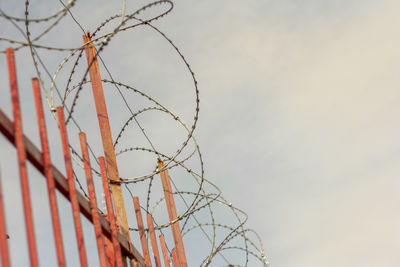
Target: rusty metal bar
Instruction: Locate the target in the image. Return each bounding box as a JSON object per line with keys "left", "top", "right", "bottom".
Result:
{"left": 99, "top": 156, "right": 124, "bottom": 267}
{"left": 159, "top": 234, "right": 171, "bottom": 267}
{"left": 0, "top": 169, "right": 10, "bottom": 267}
{"left": 171, "top": 250, "right": 178, "bottom": 267}
{"left": 6, "top": 47, "right": 39, "bottom": 267}
{"left": 133, "top": 197, "right": 152, "bottom": 267}
{"left": 103, "top": 234, "right": 115, "bottom": 267}
{"left": 146, "top": 214, "right": 161, "bottom": 267}
{"left": 79, "top": 132, "right": 107, "bottom": 267}
{"left": 32, "top": 78, "right": 66, "bottom": 267}
{"left": 0, "top": 109, "right": 141, "bottom": 261}
{"left": 157, "top": 160, "right": 187, "bottom": 267}
{"left": 56, "top": 107, "right": 88, "bottom": 267}
{"left": 82, "top": 34, "right": 130, "bottom": 240}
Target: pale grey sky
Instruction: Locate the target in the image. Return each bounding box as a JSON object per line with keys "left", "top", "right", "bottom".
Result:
{"left": 1, "top": 0, "right": 400, "bottom": 266}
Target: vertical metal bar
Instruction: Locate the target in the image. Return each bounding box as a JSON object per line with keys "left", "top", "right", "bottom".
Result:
{"left": 6, "top": 47, "right": 39, "bottom": 267}
{"left": 32, "top": 78, "right": 66, "bottom": 267}
{"left": 56, "top": 107, "right": 88, "bottom": 267}
{"left": 132, "top": 197, "right": 151, "bottom": 267}
{"left": 0, "top": 168, "right": 10, "bottom": 267}
{"left": 99, "top": 157, "right": 124, "bottom": 267}
{"left": 158, "top": 234, "right": 170, "bottom": 267}
{"left": 171, "top": 250, "right": 178, "bottom": 267}
{"left": 0, "top": 109, "right": 140, "bottom": 263}
{"left": 82, "top": 35, "right": 130, "bottom": 239}
{"left": 157, "top": 160, "right": 187, "bottom": 267}
{"left": 146, "top": 214, "right": 161, "bottom": 267}
{"left": 103, "top": 235, "right": 115, "bottom": 267}
{"left": 79, "top": 133, "right": 107, "bottom": 267}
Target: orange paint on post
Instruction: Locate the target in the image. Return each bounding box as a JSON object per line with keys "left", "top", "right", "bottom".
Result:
{"left": 171, "top": 249, "right": 178, "bottom": 267}
{"left": 79, "top": 132, "right": 107, "bottom": 267}
{"left": 82, "top": 35, "right": 130, "bottom": 239}
{"left": 99, "top": 157, "right": 124, "bottom": 267}
{"left": 133, "top": 197, "right": 152, "bottom": 267}
{"left": 0, "top": 171, "right": 10, "bottom": 267}
{"left": 159, "top": 234, "right": 171, "bottom": 267}
{"left": 32, "top": 78, "right": 66, "bottom": 267}
{"left": 158, "top": 160, "right": 187, "bottom": 267}
{"left": 57, "top": 107, "right": 88, "bottom": 267}
{"left": 147, "top": 214, "right": 161, "bottom": 267}
{"left": 7, "top": 47, "right": 39, "bottom": 267}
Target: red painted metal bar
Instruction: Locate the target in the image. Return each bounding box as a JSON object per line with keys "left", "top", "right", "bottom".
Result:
{"left": 82, "top": 35, "right": 130, "bottom": 239}
{"left": 157, "top": 160, "right": 187, "bottom": 267}
{"left": 0, "top": 170, "right": 10, "bottom": 267}
{"left": 159, "top": 234, "right": 171, "bottom": 267}
{"left": 146, "top": 214, "right": 161, "bottom": 267}
{"left": 56, "top": 107, "right": 88, "bottom": 267}
{"left": 6, "top": 47, "right": 39, "bottom": 267}
{"left": 79, "top": 133, "right": 107, "bottom": 267}
{"left": 99, "top": 156, "right": 124, "bottom": 267}
{"left": 104, "top": 234, "right": 117, "bottom": 267}
{"left": 83, "top": 33, "right": 145, "bottom": 267}
{"left": 0, "top": 109, "right": 142, "bottom": 262}
{"left": 133, "top": 197, "right": 152, "bottom": 267}
{"left": 171, "top": 250, "right": 178, "bottom": 267}
{"left": 32, "top": 78, "right": 66, "bottom": 267}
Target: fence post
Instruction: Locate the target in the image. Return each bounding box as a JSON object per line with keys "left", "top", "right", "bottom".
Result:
{"left": 0, "top": 168, "right": 10, "bottom": 267}
{"left": 99, "top": 157, "right": 124, "bottom": 267}
{"left": 32, "top": 78, "right": 66, "bottom": 267}
{"left": 79, "top": 132, "right": 107, "bottom": 267}
{"left": 147, "top": 214, "right": 161, "bottom": 267}
{"left": 158, "top": 160, "right": 187, "bottom": 267}
{"left": 159, "top": 234, "right": 171, "bottom": 267}
{"left": 133, "top": 197, "right": 152, "bottom": 267}
{"left": 82, "top": 34, "right": 131, "bottom": 241}
{"left": 6, "top": 47, "right": 39, "bottom": 267}
{"left": 56, "top": 107, "right": 88, "bottom": 267}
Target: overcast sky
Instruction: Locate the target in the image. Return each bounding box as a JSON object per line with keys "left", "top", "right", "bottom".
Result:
{"left": 1, "top": 0, "right": 400, "bottom": 266}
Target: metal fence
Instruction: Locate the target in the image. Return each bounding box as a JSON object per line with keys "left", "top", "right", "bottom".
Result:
{"left": 0, "top": 47, "right": 146, "bottom": 267}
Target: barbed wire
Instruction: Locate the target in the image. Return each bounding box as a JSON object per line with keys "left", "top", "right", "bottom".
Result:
{"left": 0, "top": 1, "right": 269, "bottom": 266}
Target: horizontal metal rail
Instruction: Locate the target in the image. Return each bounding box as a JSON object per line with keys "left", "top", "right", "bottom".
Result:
{"left": 0, "top": 108, "right": 144, "bottom": 264}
